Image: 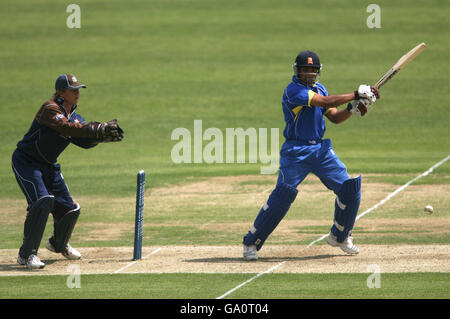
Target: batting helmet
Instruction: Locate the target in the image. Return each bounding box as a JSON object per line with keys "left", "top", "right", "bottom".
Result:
{"left": 293, "top": 51, "right": 323, "bottom": 85}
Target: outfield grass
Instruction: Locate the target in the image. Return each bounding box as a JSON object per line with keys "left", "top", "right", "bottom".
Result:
{"left": 0, "top": 0, "right": 449, "bottom": 198}
{"left": 0, "top": 0, "right": 448, "bottom": 300}
{"left": 0, "top": 273, "right": 448, "bottom": 299}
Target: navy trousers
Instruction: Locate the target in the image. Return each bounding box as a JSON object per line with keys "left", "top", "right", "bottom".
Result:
{"left": 12, "top": 149, "right": 75, "bottom": 219}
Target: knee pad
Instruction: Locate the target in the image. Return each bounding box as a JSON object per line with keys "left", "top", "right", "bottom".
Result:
{"left": 51, "top": 202, "right": 81, "bottom": 252}
{"left": 243, "top": 183, "right": 298, "bottom": 250}
{"left": 20, "top": 195, "right": 54, "bottom": 257}
{"left": 331, "top": 176, "right": 361, "bottom": 242}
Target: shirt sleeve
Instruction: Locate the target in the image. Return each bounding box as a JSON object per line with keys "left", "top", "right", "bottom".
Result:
{"left": 69, "top": 113, "right": 100, "bottom": 148}
{"left": 70, "top": 137, "right": 99, "bottom": 149}
{"left": 322, "top": 107, "right": 335, "bottom": 115}
{"left": 285, "top": 86, "right": 316, "bottom": 107}
{"left": 36, "top": 102, "right": 100, "bottom": 139}
{"left": 316, "top": 84, "right": 330, "bottom": 114}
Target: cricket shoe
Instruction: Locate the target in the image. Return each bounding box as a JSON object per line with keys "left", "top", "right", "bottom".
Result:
{"left": 243, "top": 244, "right": 258, "bottom": 261}
{"left": 327, "top": 233, "right": 359, "bottom": 255}
{"left": 46, "top": 239, "right": 81, "bottom": 260}
{"left": 17, "top": 255, "right": 26, "bottom": 266}
{"left": 18, "top": 254, "right": 45, "bottom": 269}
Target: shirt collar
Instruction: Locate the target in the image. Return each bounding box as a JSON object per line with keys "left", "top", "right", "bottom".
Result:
{"left": 55, "top": 98, "right": 78, "bottom": 118}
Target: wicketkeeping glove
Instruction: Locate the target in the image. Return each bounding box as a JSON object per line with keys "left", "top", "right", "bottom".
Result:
{"left": 97, "top": 119, "right": 124, "bottom": 142}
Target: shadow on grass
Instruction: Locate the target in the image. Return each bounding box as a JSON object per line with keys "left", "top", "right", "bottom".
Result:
{"left": 0, "top": 259, "right": 59, "bottom": 272}
{"left": 184, "top": 254, "right": 344, "bottom": 263}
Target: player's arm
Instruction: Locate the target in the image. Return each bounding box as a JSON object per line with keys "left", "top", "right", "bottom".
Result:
{"left": 36, "top": 103, "right": 102, "bottom": 138}
{"left": 311, "top": 92, "right": 355, "bottom": 109}
{"left": 326, "top": 97, "right": 375, "bottom": 123}
{"left": 311, "top": 85, "right": 380, "bottom": 109}
{"left": 36, "top": 102, "right": 123, "bottom": 141}
{"left": 325, "top": 107, "right": 351, "bottom": 124}
{"left": 69, "top": 113, "right": 100, "bottom": 148}
{"left": 70, "top": 137, "right": 99, "bottom": 148}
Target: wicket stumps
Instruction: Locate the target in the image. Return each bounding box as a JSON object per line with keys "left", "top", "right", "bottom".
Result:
{"left": 133, "top": 170, "right": 145, "bottom": 261}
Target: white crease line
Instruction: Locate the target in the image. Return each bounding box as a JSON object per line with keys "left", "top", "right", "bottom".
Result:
{"left": 216, "top": 261, "right": 287, "bottom": 300}
{"left": 306, "top": 234, "right": 329, "bottom": 248}
{"left": 113, "top": 247, "right": 163, "bottom": 274}
{"left": 217, "top": 154, "right": 450, "bottom": 299}
{"left": 356, "top": 154, "right": 450, "bottom": 221}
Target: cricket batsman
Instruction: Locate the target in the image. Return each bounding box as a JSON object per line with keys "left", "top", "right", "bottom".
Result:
{"left": 11, "top": 74, "right": 124, "bottom": 269}
{"left": 243, "top": 51, "right": 379, "bottom": 260}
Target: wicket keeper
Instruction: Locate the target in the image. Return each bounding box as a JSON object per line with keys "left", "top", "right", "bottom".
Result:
{"left": 11, "top": 74, "right": 124, "bottom": 269}
{"left": 243, "top": 51, "right": 379, "bottom": 260}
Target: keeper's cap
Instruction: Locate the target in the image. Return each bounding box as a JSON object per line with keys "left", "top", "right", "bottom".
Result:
{"left": 55, "top": 74, "right": 86, "bottom": 91}
{"left": 294, "top": 51, "right": 321, "bottom": 69}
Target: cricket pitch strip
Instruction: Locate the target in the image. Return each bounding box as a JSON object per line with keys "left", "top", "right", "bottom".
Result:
{"left": 0, "top": 244, "right": 448, "bottom": 276}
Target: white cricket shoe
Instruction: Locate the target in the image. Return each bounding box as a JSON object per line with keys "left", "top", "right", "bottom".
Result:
{"left": 25, "top": 254, "right": 45, "bottom": 269}
{"left": 46, "top": 239, "right": 81, "bottom": 260}
{"left": 243, "top": 244, "right": 258, "bottom": 260}
{"left": 17, "top": 255, "right": 26, "bottom": 266}
{"left": 63, "top": 243, "right": 81, "bottom": 260}
{"left": 327, "top": 233, "right": 359, "bottom": 255}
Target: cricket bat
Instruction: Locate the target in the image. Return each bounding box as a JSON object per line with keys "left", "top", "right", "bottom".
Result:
{"left": 374, "top": 42, "right": 427, "bottom": 89}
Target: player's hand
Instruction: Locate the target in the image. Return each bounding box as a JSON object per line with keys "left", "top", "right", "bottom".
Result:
{"left": 371, "top": 86, "right": 380, "bottom": 99}
{"left": 116, "top": 125, "right": 124, "bottom": 140}
{"left": 356, "top": 84, "right": 376, "bottom": 101}
{"left": 347, "top": 98, "right": 373, "bottom": 117}
{"left": 99, "top": 119, "right": 124, "bottom": 142}
{"left": 357, "top": 98, "right": 372, "bottom": 116}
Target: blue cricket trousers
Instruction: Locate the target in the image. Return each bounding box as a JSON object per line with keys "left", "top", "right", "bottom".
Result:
{"left": 277, "top": 139, "right": 350, "bottom": 194}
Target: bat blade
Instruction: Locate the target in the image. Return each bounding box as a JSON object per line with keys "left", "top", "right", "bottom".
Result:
{"left": 374, "top": 42, "right": 426, "bottom": 89}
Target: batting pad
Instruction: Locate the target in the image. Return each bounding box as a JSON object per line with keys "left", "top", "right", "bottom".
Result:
{"left": 331, "top": 175, "right": 361, "bottom": 242}
{"left": 51, "top": 203, "right": 81, "bottom": 252}
{"left": 20, "top": 195, "right": 54, "bottom": 257}
{"left": 243, "top": 182, "right": 298, "bottom": 250}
